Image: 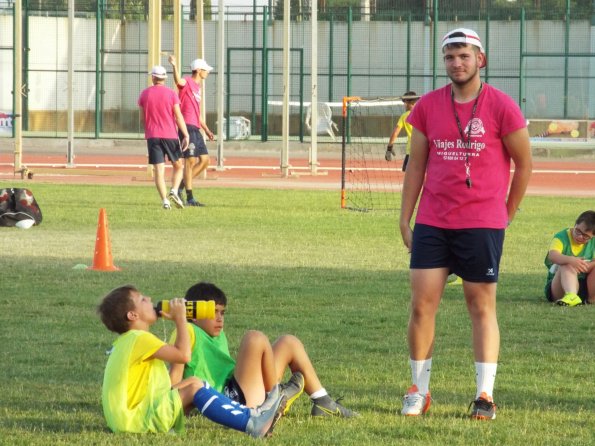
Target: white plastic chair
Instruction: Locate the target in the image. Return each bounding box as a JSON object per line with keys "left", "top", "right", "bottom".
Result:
{"left": 305, "top": 102, "right": 339, "bottom": 140}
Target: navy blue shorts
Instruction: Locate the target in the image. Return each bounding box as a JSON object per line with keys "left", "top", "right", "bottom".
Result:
{"left": 410, "top": 223, "right": 505, "bottom": 283}
{"left": 179, "top": 125, "right": 208, "bottom": 158}
{"left": 146, "top": 138, "right": 182, "bottom": 164}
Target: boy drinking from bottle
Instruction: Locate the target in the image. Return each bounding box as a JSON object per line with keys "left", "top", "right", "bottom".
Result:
{"left": 97, "top": 285, "right": 286, "bottom": 437}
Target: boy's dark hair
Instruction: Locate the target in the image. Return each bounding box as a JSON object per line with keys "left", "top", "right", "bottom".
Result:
{"left": 97, "top": 285, "right": 138, "bottom": 334}
{"left": 185, "top": 282, "right": 228, "bottom": 306}
{"left": 576, "top": 210, "right": 595, "bottom": 231}
{"left": 403, "top": 91, "right": 418, "bottom": 104}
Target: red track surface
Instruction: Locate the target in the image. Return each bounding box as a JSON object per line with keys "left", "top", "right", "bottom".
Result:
{"left": 1, "top": 151, "right": 594, "bottom": 197}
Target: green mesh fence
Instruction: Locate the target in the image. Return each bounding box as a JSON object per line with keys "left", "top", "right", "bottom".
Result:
{"left": 0, "top": 0, "right": 593, "bottom": 141}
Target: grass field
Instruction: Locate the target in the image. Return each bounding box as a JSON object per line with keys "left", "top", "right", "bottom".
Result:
{"left": 0, "top": 182, "right": 593, "bottom": 446}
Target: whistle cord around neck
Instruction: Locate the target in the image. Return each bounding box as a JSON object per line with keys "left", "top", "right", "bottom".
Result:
{"left": 451, "top": 82, "right": 483, "bottom": 188}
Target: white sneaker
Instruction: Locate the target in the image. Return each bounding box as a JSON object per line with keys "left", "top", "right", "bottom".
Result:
{"left": 401, "top": 384, "right": 431, "bottom": 416}
{"left": 168, "top": 190, "right": 185, "bottom": 209}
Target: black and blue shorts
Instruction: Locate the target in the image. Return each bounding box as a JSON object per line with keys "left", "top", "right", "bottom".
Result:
{"left": 410, "top": 223, "right": 505, "bottom": 283}
{"left": 146, "top": 138, "right": 182, "bottom": 164}
{"left": 223, "top": 375, "right": 246, "bottom": 405}
{"left": 179, "top": 125, "right": 208, "bottom": 158}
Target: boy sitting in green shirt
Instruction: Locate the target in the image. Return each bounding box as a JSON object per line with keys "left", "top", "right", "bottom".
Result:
{"left": 545, "top": 210, "right": 595, "bottom": 306}
{"left": 97, "top": 285, "right": 286, "bottom": 437}
{"left": 169, "top": 282, "right": 357, "bottom": 418}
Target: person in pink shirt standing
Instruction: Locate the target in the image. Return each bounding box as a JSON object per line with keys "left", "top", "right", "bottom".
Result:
{"left": 168, "top": 55, "right": 214, "bottom": 207}
{"left": 138, "top": 66, "right": 189, "bottom": 210}
{"left": 398, "top": 28, "right": 532, "bottom": 420}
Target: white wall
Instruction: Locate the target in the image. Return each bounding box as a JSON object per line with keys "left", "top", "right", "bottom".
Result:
{"left": 0, "top": 15, "right": 593, "bottom": 121}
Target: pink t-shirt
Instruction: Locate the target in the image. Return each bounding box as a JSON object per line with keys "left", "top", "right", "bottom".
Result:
{"left": 407, "top": 83, "right": 527, "bottom": 229}
{"left": 177, "top": 76, "right": 201, "bottom": 128}
{"left": 138, "top": 85, "right": 180, "bottom": 139}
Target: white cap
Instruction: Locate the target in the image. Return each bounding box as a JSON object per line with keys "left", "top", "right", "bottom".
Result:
{"left": 150, "top": 65, "right": 167, "bottom": 79}
{"left": 442, "top": 28, "right": 487, "bottom": 68}
{"left": 191, "top": 58, "right": 213, "bottom": 72}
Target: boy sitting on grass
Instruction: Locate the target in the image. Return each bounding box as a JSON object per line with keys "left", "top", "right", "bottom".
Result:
{"left": 545, "top": 210, "right": 595, "bottom": 306}
{"left": 97, "top": 285, "right": 286, "bottom": 437}
{"left": 169, "top": 282, "right": 358, "bottom": 418}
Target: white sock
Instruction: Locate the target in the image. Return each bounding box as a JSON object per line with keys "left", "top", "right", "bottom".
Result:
{"left": 410, "top": 358, "right": 432, "bottom": 395}
{"left": 475, "top": 362, "right": 498, "bottom": 399}
{"left": 309, "top": 388, "right": 328, "bottom": 400}
{"left": 163, "top": 198, "right": 170, "bottom": 205}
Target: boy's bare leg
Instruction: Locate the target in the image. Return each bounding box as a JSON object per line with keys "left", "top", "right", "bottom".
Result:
{"left": 192, "top": 154, "right": 210, "bottom": 178}
{"left": 587, "top": 269, "right": 595, "bottom": 304}
{"left": 234, "top": 330, "right": 278, "bottom": 407}
{"left": 171, "top": 158, "right": 184, "bottom": 192}
{"left": 175, "top": 376, "right": 286, "bottom": 437}
{"left": 184, "top": 157, "right": 196, "bottom": 192}
{"left": 175, "top": 376, "right": 204, "bottom": 413}
{"left": 272, "top": 334, "right": 323, "bottom": 395}
{"left": 153, "top": 163, "right": 167, "bottom": 200}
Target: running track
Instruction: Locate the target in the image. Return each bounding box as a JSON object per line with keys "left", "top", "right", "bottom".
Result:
{"left": 0, "top": 150, "right": 594, "bottom": 197}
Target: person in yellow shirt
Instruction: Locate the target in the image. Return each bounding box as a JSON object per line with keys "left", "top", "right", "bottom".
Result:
{"left": 385, "top": 91, "right": 419, "bottom": 171}
{"left": 97, "top": 285, "right": 286, "bottom": 437}
{"left": 544, "top": 210, "right": 595, "bottom": 306}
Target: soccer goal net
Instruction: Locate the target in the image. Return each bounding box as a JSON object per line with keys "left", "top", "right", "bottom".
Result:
{"left": 341, "top": 96, "right": 405, "bottom": 212}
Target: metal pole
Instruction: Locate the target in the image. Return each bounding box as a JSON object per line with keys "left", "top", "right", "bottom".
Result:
{"left": 67, "top": 0, "right": 75, "bottom": 166}
{"left": 261, "top": 7, "right": 269, "bottom": 142}
{"left": 281, "top": 0, "right": 291, "bottom": 177}
{"left": 14, "top": 0, "right": 22, "bottom": 172}
{"left": 95, "top": 0, "right": 102, "bottom": 138}
{"left": 216, "top": 0, "right": 225, "bottom": 169}
{"left": 563, "top": 0, "right": 570, "bottom": 118}
{"left": 173, "top": 0, "right": 182, "bottom": 66}
{"left": 310, "top": 0, "right": 318, "bottom": 174}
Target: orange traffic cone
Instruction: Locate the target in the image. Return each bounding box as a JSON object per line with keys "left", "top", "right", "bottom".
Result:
{"left": 88, "top": 208, "right": 120, "bottom": 271}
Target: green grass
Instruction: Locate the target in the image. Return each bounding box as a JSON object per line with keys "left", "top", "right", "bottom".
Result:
{"left": 0, "top": 182, "right": 593, "bottom": 446}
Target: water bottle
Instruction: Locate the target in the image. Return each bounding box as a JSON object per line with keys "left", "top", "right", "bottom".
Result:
{"left": 154, "top": 299, "right": 216, "bottom": 320}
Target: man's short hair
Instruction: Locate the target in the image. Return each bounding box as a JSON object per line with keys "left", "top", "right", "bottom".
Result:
{"left": 97, "top": 285, "right": 137, "bottom": 334}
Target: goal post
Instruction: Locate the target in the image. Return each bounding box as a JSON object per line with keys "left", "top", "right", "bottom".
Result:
{"left": 341, "top": 96, "right": 406, "bottom": 212}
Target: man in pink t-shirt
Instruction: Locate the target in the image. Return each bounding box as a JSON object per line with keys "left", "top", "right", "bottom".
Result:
{"left": 138, "top": 65, "right": 189, "bottom": 210}
{"left": 169, "top": 55, "right": 214, "bottom": 207}
{"left": 398, "top": 29, "right": 532, "bottom": 420}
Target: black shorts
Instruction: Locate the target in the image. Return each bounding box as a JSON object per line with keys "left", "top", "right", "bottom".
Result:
{"left": 545, "top": 277, "right": 588, "bottom": 303}
{"left": 223, "top": 375, "right": 246, "bottom": 405}
{"left": 179, "top": 125, "right": 208, "bottom": 158}
{"left": 146, "top": 138, "right": 182, "bottom": 164}
{"left": 410, "top": 223, "right": 505, "bottom": 283}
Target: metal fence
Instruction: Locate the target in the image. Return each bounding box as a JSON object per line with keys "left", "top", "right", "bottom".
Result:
{"left": 1, "top": 0, "right": 594, "bottom": 141}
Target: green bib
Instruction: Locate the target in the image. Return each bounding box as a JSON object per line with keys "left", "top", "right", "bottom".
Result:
{"left": 184, "top": 325, "right": 236, "bottom": 392}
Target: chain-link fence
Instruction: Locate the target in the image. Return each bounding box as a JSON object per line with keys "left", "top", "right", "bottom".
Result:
{"left": 1, "top": 0, "right": 594, "bottom": 141}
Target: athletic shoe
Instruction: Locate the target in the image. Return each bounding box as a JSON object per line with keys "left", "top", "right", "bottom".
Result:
{"left": 245, "top": 386, "right": 287, "bottom": 438}
{"left": 187, "top": 198, "right": 206, "bottom": 207}
{"left": 469, "top": 392, "right": 497, "bottom": 420}
{"left": 557, "top": 293, "right": 582, "bottom": 307}
{"left": 279, "top": 371, "right": 305, "bottom": 415}
{"left": 447, "top": 274, "right": 462, "bottom": 285}
{"left": 311, "top": 395, "right": 358, "bottom": 418}
{"left": 163, "top": 202, "right": 171, "bottom": 210}
{"left": 168, "top": 190, "right": 185, "bottom": 209}
{"left": 401, "top": 384, "right": 431, "bottom": 416}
